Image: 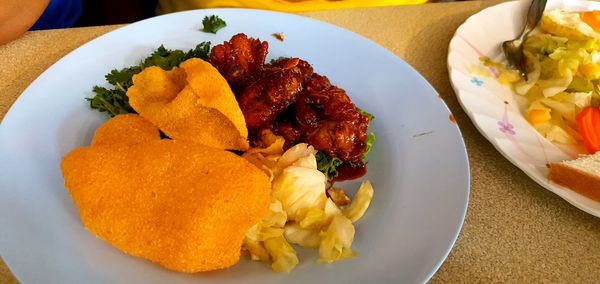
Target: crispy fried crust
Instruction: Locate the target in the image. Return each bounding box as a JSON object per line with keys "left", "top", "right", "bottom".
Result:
{"left": 180, "top": 58, "right": 248, "bottom": 139}
{"left": 91, "top": 114, "right": 160, "bottom": 146}
{"left": 127, "top": 59, "right": 249, "bottom": 151}
{"left": 549, "top": 163, "right": 600, "bottom": 201}
{"left": 63, "top": 115, "right": 269, "bottom": 272}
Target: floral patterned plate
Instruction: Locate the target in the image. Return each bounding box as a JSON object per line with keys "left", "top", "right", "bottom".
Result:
{"left": 448, "top": 0, "right": 600, "bottom": 217}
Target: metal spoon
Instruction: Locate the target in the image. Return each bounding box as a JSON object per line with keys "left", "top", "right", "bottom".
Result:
{"left": 502, "top": 0, "right": 548, "bottom": 81}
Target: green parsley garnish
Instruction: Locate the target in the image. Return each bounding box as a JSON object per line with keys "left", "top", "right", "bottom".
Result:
{"left": 362, "top": 132, "right": 375, "bottom": 160}
{"left": 359, "top": 108, "right": 374, "bottom": 121}
{"left": 359, "top": 109, "right": 375, "bottom": 160}
{"left": 87, "top": 42, "right": 211, "bottom": 116}
{"left": 316, "top": 151, "right": 343, "bottom": 180}
{"left": 89, "top": 86, "right": 134, "bottom": 116}
{"left": 201, "top": 15, "right": 227, "bottom": 34}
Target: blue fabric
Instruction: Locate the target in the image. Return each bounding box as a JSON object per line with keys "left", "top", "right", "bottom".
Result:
{"left": 30, "top": 0, "right": 83, "bottom": 30}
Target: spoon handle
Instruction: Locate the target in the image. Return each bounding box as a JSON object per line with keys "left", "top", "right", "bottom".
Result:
{"left": 522, "top": 0, "right": 548, "bottom": 40}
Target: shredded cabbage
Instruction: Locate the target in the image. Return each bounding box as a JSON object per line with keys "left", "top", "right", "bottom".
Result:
{"left": 274, "top": 143, "right": 318, "bottom": 172}
{"left": 243, "top": 238, "right": 270, "bottom": 262}
{"left": 284, "top": 222, "right": 321, "bottom": 248}
{"left": 241, "top": 135, "right": 286, "bottom": 181}
{"left": 243, "top": 199, "right": 287, "bottom": 264}
{"left": 272, "top": 166, "right": 328, "bottom": 221}
{"left": 298, "top": 207, "right": 326, "bottom": 229}
{"left": 242, "top": 142, "right": 374, "bottom": 272}
{"left": 343, "top": 181, "right": 375, "bottom": 223}
{"left": 264, "top": 235, "right": 299, "bottom": 273}
{"left": 513, "top": 32, "right": 600, "bottom": 146}
{"left": 318, "top": 214, "right": 356, "bottom": 263}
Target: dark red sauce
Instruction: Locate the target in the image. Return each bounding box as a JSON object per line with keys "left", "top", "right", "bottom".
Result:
{"left": 333, "top": 163, "right": 367, "bottom": 182}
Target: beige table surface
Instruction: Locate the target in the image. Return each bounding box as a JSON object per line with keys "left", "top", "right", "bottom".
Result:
{"left": 1, "top": 1, "right": 599, "bottom": 283}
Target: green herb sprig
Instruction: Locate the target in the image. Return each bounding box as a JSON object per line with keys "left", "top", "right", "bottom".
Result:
{"left": 316, "top": 151, "right": 344, "bottom": 180}
{"left": 87, "top": 42, "right": 211, "bottom": 116}
{"left": 201, "top": 15, "right": 227, "bottom": 34}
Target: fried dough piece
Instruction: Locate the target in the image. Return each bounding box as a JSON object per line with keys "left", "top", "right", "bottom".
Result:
{"left": 127, "top": 58, "right": 249, "bottom": 150}
{"left": 180, "top": 58, "right": 248, "bottom": 139}
{"left": 61, "top": 139, "right": 271, "bottom": 272}
{"left": 91, "top": 114, "right": 160, "bottom": 146}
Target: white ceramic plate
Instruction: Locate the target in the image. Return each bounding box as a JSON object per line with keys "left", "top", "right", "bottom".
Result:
{"left": 0, "top": 9, "right": 469, "bottom": 283}
{"left": 448, "top": 0, "right": 600, "bottom": 217}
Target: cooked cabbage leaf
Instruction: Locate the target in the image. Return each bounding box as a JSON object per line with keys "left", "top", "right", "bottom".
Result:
{"left": 343, "top": 181, "right": 374, "bottom": 223}
{"left": 264, "top": 236, "right": 299, "bottom": 273}
{"left": 318, "top": 214, "right": 356, "bottom": 263}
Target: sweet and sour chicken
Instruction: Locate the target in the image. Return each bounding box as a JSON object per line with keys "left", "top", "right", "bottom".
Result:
{"left": 210, "top": 33, "right": 371, "bottom": 164}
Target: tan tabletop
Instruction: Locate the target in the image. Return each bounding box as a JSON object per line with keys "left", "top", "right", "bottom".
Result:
{"left": 1, "top": 1, "right": 599, "bottom": 282}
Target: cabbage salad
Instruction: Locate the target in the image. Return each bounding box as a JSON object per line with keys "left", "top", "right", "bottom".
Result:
{"left": 242, "top": 136, "right": 374, "bottom": 273}
{"left": 492, "top": 10, "right": 600, "bottom": 153}
{"left": 510, "top": 33, "right": 600, "bottom": 147}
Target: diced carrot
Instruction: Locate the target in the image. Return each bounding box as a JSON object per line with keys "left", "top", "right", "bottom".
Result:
{"left": 576, "top": 106, "right": 600, "bottom": 153}
{"left": 578, "top": 64, "right": 600, "bottom": 79}
{"left": 528, "top": 109, "right": 551, "bottom": 124}
{"left": 581, "top": 11, "right": 600, "bottom": 33}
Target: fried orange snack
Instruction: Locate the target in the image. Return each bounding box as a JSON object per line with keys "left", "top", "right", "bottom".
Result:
{"left": 61, "top": 139, "right": 270, "bottom": 272}
{"left": 127, "top": 58, "right": 249, "bottom": 151}
{"left": 180, "top": 58, "right": 248, "bottom": 138}
{"left": 91, "top": 114, "right": 160, "bottom": 146}
{"left": 64, "top": 116, "right": 268, "bottom": 272}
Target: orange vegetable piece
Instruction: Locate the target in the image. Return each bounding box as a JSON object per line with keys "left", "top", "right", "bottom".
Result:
{"left": 91, "top": 114, "right": 160, "bottom": 146}
{"left": 578, "top": 63, "right": 600, "bottom": 79}
{"left": 127, "top": 58, "right": 249, "bottom": 151}
{"left": 576, "top": 106, "right": 600, "bottom": 153}
{"left": 528, "top": 109, "right": 551, "bottom": 125}
{"left": 581, "top": 11, "right": 600, "bottom": 33}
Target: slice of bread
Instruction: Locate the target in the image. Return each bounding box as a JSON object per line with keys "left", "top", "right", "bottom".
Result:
{"left": 549, "top": 152, "right": 600, "bottom": 202}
